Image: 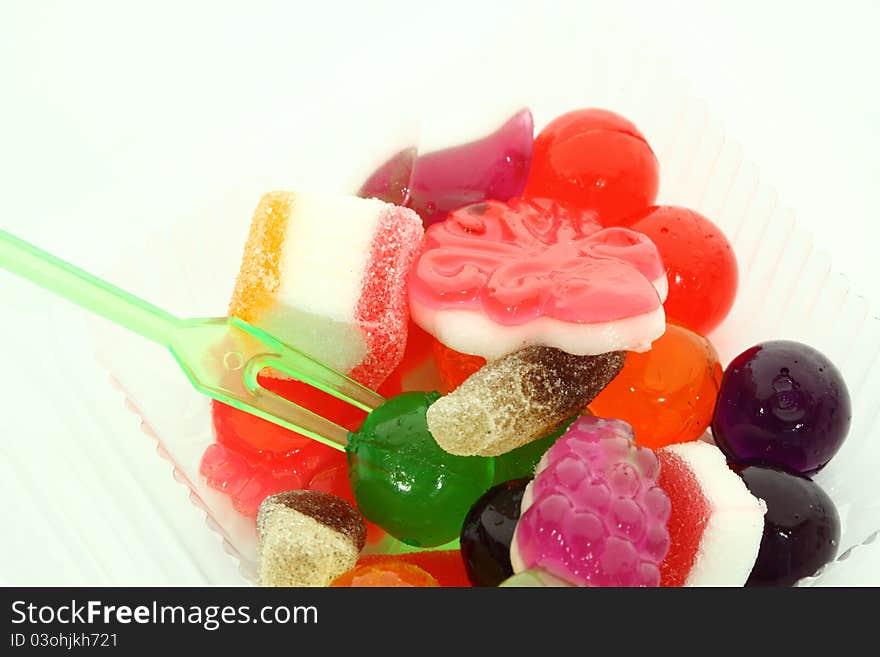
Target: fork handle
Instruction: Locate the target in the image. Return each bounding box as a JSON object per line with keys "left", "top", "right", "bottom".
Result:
{"left": 0, "top": 229, "right": 180, "bottom": 345}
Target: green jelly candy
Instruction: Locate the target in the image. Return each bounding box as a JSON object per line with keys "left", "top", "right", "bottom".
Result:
{"left": 347, "top": 391, "right": 494, "bottom": 548}
{"left": 492, "top": 417, "right": 575, "bottom": 484}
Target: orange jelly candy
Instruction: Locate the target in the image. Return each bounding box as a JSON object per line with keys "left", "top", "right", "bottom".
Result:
{"left": 330, "top": 561, "right": 439, "bottom": 587}
{"left": 588, "top": 323, "right": 722, "bottom": 449}
{"left": 432, "top": 338, "right": 486, "bottom": 392}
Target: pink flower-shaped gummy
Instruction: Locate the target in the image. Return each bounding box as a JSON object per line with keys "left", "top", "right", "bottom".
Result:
{"left": 408, "top": 198, "right": 668, "bottom": 359}
{"left": 511, "top": 415, "right": 671, "bottom": 587}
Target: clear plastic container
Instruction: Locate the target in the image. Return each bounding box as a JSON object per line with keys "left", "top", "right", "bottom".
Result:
{"left": 91, "top": 48, "right": 880, "bottom": 586}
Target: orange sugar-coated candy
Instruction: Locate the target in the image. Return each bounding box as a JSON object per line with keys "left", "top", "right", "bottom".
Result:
{"left": 588, "top": 323, "right": 722, "bottom": 449}
{"left": 432, "top": 338, "right": 486, "bottom": 392}
{"left": 330, "top": 561, "right": 439, "bottom": 587}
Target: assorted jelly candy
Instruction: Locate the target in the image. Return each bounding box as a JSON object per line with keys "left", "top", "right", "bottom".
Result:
{"left": 347, "top": 391, "right": 495, "bottom": 547}
{"left": 739, "top": 465, "right": 840, "bottom": 586}
{"left": 427, "top": 346, "right": 623, "bottom": 456}
{"left": 588, "top": 323, "right": 723, "bottom": 449}
{"left": 205, "top": 105, "right": 856, "bottom": 588}
{"left": 409, "top": 197, "right": 668, "bottom": 360}
{"left": 330, "top": 561, "right": 439, "bottom": 587}
{"left": 432, "top": 338, "right": 485, "bottom": 393}
{"left": 460, "top": 479, "right": 528, "bottom": 587}
{"left": 511, "top": 416, "right": 671, "bottom": 587}
{"left": 353, "top": 551, "right": 472, "bottom": 587}
{"left": 657, "top": 442, "right": 765, "bottom": 587}
{"left": 525, "top": 108, "right": 659, "bottom": 225}
{"left": 229, "top": 191, "right": 423, "bottom": 390}
{"left": 257, "top": 490, "right": 366, "bottom": 587}
{"left": 628, "top": 206, "right": 738, "bottom": 335}
{"left": 713, "top": 341, "right": 852, "bottom": 476}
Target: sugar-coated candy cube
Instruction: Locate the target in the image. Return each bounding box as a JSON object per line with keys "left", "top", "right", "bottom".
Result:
{"left": 657, "top": 442, "right": 766, "bottom": 587}
{"left": 426, "top": 347, "right": 624, "bottom": 457}
{"left": 257, "top": 490, "right": 366, "bottom": 587}
{"left": 229, "top": 191, "right": 423, "bottom": 389}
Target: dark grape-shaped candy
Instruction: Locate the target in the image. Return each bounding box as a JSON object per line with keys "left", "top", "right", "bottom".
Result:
{"left": 739, "top": 466, "right": 840, "bottom": 586}
{"left": 712, "top": 341, "right": 851, "bottom": 475}
{"left": 460, "top": 479, "right": 529, "bottom": 587}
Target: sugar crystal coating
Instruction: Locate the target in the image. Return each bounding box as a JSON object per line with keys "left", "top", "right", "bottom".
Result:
{"left": 426, "top": 347, "right": 625, "bottom": 456}
{"left": 229, "top": 191, "right": 423, "bottom": 389}
{"left": 257, "top": 490, "right": 366, "bottom": 587}
{"left": 657, "top": 442, "right": 766, "bottom": 587}
{"left": 510, "top": 416, "right": 670, "bottom": 587}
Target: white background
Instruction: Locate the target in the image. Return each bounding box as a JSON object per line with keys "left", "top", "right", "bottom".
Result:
{"left": 1, "top": 0, "right": 879, "bottom": 585}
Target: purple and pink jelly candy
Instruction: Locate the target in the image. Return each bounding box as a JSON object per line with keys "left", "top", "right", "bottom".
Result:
{"left": 510, "top": 416, "right": 671, "bottom": 587}
{"left": 359, "top": 109, "right": 534, "bottom": 227}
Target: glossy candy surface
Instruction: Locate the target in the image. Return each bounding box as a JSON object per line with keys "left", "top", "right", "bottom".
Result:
{"left": 359, "top": 109, "right": 533, "bottom": 227}
{"left": 588, "top": 324, "right": 722, "bottom": 449}
{"left": 713, "top": 341, "right": 851, "bottom": 475}
{"left": 525, "top": 108, "right": 659, "bottom": 225}
{"left": 460, "top": 479, "right": 529, "bottom": 587}
{"left": 511, "top": 417, "right": 671, "bottom": 587}
{"left": 628, "top": 206, "right": 738, "bottom": 335}
{"left": 409, "top": 197, "right": 668, "bottom": 360}
{"left": 739, "top": 466, "right": 840, "bottom": 586}
{"left": 347, "top": 391, "right": 495, "bottom": 547}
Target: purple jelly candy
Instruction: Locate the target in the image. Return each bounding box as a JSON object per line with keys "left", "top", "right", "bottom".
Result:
{"left": 359, "top": 109, "right": 534, "bottom": 227}
{"left": 739, "top": 465, "right": 840, "bottom": 586}
{"left": 510, "top": 416, "right": 670, "bottom": 587}
{"left": 408, "top": 108, "right": 533, "bottom": 226}
{"left": 357, "top": 147, "right": 417, "bottom": 206}
{"left": 712, "top": 341, "right": 851, "bottom": 476}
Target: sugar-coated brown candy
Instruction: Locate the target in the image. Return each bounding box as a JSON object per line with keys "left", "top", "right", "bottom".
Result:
{"left": 426, "top": 346, "right": 625, "bottom": 456}
{"left": 257, "top": 490, "right": 367, "bottom": 587}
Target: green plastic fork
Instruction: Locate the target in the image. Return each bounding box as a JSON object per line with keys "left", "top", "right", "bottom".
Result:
{"left": 0, "top": 228, "right": 384, "bottom": 450}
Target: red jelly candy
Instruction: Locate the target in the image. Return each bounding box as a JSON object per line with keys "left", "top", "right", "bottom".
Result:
{"left": 588, "top": 324, "right": 723, "bottom": 450}
{"left": 525, "top": 108, "right": 659, "bottom": 226}
{"left": 432, "top": 338, "right": 486, "bottom": 392}
{"left": 628, "top": 206, "right": 738, "bottom": 335}
{"left": 201, "top": 372, "right": 366, "bottom": 516}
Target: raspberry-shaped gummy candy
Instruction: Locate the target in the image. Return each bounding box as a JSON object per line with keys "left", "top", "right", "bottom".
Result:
{"left": 511, "top": 416, "right": 671, "bottom": 587}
